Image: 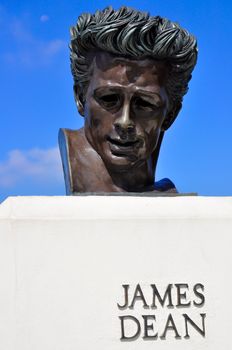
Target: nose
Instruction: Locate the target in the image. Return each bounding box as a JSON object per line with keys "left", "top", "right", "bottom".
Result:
{"left": 114, "top": 103, "right": 135, "bottom": 137}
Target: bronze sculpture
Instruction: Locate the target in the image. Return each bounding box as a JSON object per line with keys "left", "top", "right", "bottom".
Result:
{"left": 59, "top": 6, "right": 197, "bottom": 194}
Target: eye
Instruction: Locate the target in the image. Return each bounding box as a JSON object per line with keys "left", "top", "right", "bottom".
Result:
{"left": 134, "top": 97, "right": 160, "bottom": 111}
{"left": 95, "top": 93, "right": 121, "bottom": 109}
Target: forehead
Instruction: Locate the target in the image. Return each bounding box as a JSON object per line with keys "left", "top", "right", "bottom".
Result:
{"left": 89, "top": 52, "right": 168, "bottom": 91}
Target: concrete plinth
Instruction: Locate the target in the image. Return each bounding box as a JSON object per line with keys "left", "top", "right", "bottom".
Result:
{"left": 0, "top": 196, "right": 231, "bottom": 349}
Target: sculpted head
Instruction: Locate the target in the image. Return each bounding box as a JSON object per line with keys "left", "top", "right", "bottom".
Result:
{"left": 59, "top": 7, "right": 198, "bottom": 193}
{"left": 69, "top": 7, "right": 197, "bottom": 174}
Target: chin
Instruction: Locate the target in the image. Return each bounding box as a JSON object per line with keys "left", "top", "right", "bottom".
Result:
{"left": 107, "top": 157, "right": 136, "bottom": 171}
{"left": 97, "top": 142, "right": 148, "bottom": 171}
{"left": 102, "top": 151, "right": 144, "bottom": 172}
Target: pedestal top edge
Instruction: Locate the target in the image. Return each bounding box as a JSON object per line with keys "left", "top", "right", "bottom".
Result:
{"left": 0, "top": 195, "right": 231, "bottom": 220}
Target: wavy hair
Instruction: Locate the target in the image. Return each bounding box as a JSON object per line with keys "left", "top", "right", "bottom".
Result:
{"left": 70, "top": 6, "right": 197, "bottom": 119}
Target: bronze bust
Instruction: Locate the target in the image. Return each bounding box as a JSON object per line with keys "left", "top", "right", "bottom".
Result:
{"left": 59, "top": 6, "right": 197, "bottom": 194}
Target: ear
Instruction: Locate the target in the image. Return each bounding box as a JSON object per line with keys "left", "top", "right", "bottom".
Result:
{"left": 162, "top": 101, "right": 182, "bottom": 131}
{"left": 73, "top": 85, "right": 85, "bottom": 116}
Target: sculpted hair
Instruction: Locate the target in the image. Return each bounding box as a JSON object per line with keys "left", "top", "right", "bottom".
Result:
{"left": 70, "top": 6, "right": 197, "bottom": 121}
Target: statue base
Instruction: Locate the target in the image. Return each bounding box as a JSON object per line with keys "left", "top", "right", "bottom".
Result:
{"left": 0, "top": 196, "right": 231, "bottom": 349}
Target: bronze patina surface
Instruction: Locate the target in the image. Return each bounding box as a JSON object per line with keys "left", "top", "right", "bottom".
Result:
{"left": 59, "top": 7, "right": 197, "bottom": 194}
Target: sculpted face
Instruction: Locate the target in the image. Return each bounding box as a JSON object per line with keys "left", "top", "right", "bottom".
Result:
{"left": 82, "top": 52, "right": 170, "bottom": 171}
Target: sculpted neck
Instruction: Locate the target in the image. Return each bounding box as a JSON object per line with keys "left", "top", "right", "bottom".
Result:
{"left": 59, "top": 128, "right": 157, "bottom": 193}
{"left": 59, "top": 127, "right": 177, "bottom": 194}
{"left": 105, "top": 159, "right": 155, "bottom": 192}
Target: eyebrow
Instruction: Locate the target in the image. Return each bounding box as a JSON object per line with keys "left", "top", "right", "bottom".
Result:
{"left": 135, "top": 89, "right": 162, "bottom": 100}
{"left": 94, "top": 86, "right": 162, "bottom": 98}
{"left": 94, "top": 86, "right": 165, "bottom": 106}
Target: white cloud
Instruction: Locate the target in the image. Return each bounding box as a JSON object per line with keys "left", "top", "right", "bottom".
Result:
{"left": 40, "top": 15, "right": 49, "bottom": 22}
{"left": 3, "top": 38, "right": 66, "bottom": 67}
{"left": 0, "top": 147, "right": 63, "bottom": 188}
{"left": 10, "top": 17, "right": 33, "bottom": 42}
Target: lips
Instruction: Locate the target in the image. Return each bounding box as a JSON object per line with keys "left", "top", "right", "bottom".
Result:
{"left": 107, "top": 136, "right": 140, "bottom": 157}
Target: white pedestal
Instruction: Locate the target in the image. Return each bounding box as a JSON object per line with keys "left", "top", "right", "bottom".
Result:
{"left": 0, "top": 196, "right": 232, "bottom": 350}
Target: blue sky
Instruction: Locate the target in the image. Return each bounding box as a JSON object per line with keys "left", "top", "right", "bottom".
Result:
{"left": 0, "top": 0, "right": 231, "bottom": 202}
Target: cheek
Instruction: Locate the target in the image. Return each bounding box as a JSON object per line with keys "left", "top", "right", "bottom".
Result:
{"left": 140, "top": 110, "right": 166, "bottom": 137}
{"left": 146, "top": 130, "right": 160, "bottom": 151}
{"left": 141, "top": 120, "right": 163, "bottom": 151}
{"left": 85, "top": 102, "right": 101, "bottom": 129}
{"left": 139, "top": 119, "right": 159, "bottom": 139}
{"left": 91, "top": 117, "right": 101, "bottom": 128}
{"left": 85, "top": 101, "right": 113, "bottom": 139}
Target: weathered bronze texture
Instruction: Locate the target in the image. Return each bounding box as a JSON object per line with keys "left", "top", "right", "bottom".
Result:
{"left": 59, "top": 6, "right": 198, "bottom": 194}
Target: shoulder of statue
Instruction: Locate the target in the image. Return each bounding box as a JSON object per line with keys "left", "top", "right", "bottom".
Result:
{"left": 154, "top": 178, "right": 178, "bottom": 193}
{"left": 58, "top": 127, "right": 85, "bottom": 147}
{"left": 58, "top": 128, "right": 108, "bottom": 194}
{"left": 58, "top": 128, "right": 86, "bottom": 194}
